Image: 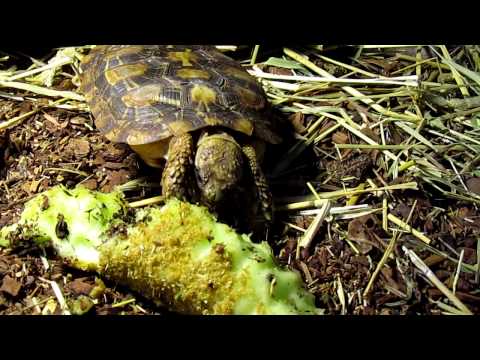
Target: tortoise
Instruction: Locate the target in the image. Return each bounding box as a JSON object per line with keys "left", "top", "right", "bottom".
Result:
{"left": 79, "top": 45, "right": 282, "bottom": 224}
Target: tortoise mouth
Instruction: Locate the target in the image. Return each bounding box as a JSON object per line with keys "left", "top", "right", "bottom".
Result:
{"left": 197, "top": 181, "right": 237, "bottom": 206}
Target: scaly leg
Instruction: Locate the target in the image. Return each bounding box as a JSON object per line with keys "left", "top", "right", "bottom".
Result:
{"left": 161, "top": 133, "right": 194, "bottom": 201}
{"left": 242, "top": 144, "right": 273, "bottom": 223}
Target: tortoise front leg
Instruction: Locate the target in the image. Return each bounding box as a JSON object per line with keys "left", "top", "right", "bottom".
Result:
{"left": 242, "top": 144, "right": 273, "bottom": 223}
{"left": 161, "top": 133, "right": 194, "bottom": 201}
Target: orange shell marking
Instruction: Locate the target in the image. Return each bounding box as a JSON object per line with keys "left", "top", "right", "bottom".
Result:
{"left": 230, "top": 118, "right": 254, "bottom": 135}
{"left": 104, "top": 46, "right": 144, "bottom": 60}
{"left": 176, "top": 68, "right": 211, "bottom": 79}
{"left": 168, "top": 120, "right": 195, "bottom": 135}
{"left": 190, "top": 85, "right": 216, "bottom": 112}
{"left": 121, "top": 84, "right": 163, "bottom": 107}
{"left": 104, "top": 63, "right": 148, "bottom": 86}
{"left": 167, "top": 50, "right": 198, "bottom": 67}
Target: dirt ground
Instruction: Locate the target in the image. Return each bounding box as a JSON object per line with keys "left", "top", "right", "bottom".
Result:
{"left": 1, "top": 46, "right": 480, "bottom": 315}
{"left": 0, "top": 96, "right": 166, "bottom": 314}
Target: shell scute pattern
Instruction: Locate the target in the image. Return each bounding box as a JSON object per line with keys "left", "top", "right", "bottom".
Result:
{"left": 80, "top": 45, "right": 281, "bottom": 145}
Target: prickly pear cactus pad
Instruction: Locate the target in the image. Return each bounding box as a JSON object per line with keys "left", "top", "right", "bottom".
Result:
{"left": 0, "top": 186, "right": 321, "bottom": 315}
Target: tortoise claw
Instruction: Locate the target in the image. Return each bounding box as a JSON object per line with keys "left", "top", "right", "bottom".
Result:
{"left": 242, "top": 144, "right": 273, "bottom": 225}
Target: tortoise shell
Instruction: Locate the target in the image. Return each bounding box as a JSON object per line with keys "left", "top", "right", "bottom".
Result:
{"left": 79, "top": 45, "right": 282, "bottom": 146}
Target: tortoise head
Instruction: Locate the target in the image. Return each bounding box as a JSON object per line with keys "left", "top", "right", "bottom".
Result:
{"left": 194, "top": 132, "right": 244, "bottom": 206}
